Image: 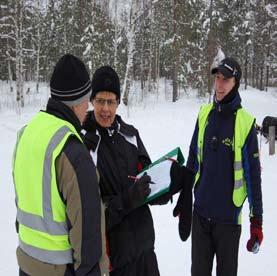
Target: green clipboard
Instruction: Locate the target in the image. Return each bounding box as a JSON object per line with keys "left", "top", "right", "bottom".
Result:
{"left": 137, "top": 147, "right": 185, "bottom": 203}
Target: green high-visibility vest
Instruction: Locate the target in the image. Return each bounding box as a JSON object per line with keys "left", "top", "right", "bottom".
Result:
{"left": 13, "top": 112, "right": 82, "bottom": 264}
{"left": 195, "top": 103, "right": 255, "bottom": 208}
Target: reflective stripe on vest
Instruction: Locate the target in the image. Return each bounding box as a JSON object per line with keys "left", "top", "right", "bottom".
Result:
{"left": 233, "top": 108, "right": 255, "bottom": 206}
{"left": 195, "top": 104, "right": 214, "bottom": 185}
{"left": 195, "top": 104, "right": 255, "bottom": 207}
{"left": 19, "top": 239, "right": 72, "bottom": 265}
{"left": 13, "top": 112, "right": 82, "bottom": 264}
{"left": 12, "top": 125, "right": 27, "bottom": 207}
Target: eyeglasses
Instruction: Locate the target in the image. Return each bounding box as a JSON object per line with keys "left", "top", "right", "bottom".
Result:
{"left": 93, "top": 98, "right": 118, "bottom": 107}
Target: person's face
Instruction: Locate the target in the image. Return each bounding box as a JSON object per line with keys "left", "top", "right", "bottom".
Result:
{"left": 72, "top": 98, "right": 89, "bottom": 124}
{"left": 214, "top": 72, "right": 236, "bottom": 101}
{"left": 92, "top": 91, "right": 119, "bottom": 128}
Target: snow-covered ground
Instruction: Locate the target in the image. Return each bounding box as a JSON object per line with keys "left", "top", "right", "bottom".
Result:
{"left": 0, "top": 85, "right": 276, "bottom": 275}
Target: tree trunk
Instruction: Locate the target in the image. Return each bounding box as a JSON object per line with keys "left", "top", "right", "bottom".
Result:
{"left": 140, "top": 39, "right": 145, "bottom": 101}
{"left": 146, "top": 1, "right": 154, "bottom": 94}
{"left": 172, "top": 0, "right": 178, "bottom": 102}
{"left": 122, "top": 0, "right": 137, "bottom": 106}
{"left": 265, "top": 62, "right": 269, "bottom": 92}
{"left": 252, "top": 63, "right": 255, "bottom": 88}
{"left": 265, "top": 27, "right": 271, "bottom": 92}
{"left": 15, "top": 0, "right": 24, "bottom": 113}
{"left": 244, "top": 46, "right": 248, "bottom": 90}
{"left": 155, "top": 38, "right": 160, "bottom": 98}
{"left": 259, "top": 66, "right": 264, "bottom": 91}
{"left": 114, "top": 1, "right": 118, "bottom": 71}
{"left": 36, "top": 0, "right": 41, "bottom": 94}
{"left": 90, "top": 0, "right": 96, "bottom": 74}
{"left": 7, "top": 57, "right": 13, "bottom": 93}
{"left": 207, "top": 0, "right": 215, "bottom": 102}
{"left": 140, "top": 0, "right": 145, "bottom": 99}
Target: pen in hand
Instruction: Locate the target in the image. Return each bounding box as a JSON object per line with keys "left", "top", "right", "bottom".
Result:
{"left": 128, "top": 175, "right": 156, "bottom": 184}
{"left": 165, "top": 155, "right": 177, "bottom": 163}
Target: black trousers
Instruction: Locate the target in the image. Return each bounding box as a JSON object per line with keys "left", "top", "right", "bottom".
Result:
{"left": 110, "top": 249, "right": 160, "bottom": 276}
{"left": 191, "top": 211, "right": 241, "bottom": 276}
{"left": 19, "top": 269, "right": 29, "bottom": 276}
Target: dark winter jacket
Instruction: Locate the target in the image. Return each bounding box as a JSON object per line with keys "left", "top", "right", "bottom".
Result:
{"left": 187, "top": 92, "right": 263, "bottom": 224}
{"left": 82, "top": 111, "right": 156, "bottom": 270}
{"left": 17, "top": 98, "right": 105, "bottom": 276}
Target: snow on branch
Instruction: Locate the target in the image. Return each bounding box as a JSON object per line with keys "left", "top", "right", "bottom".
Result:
{"left": 0, "top": 34, "right": 16, "bottom": 41}
{"left": 265, "top": 4, "right": 277, "bottom": 18}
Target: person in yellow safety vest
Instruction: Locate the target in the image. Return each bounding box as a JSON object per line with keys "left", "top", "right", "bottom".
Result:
{"left": 172, "top": 57, "right": 263, "bottom": 276}
{"left": 13, "top": 54, "right": 109, "bottom": 276}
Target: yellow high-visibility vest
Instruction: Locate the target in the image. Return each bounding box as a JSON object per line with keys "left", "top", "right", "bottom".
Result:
{"left": 13, "top": 112, "right": 82, "bottom": 264}
{"left": 195, "top": 103, "right": 255, "bottom": 207}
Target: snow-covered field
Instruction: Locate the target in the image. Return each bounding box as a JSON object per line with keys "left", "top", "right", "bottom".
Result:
{"left": 0, "top": 85, "right": 276, "bottom": 275}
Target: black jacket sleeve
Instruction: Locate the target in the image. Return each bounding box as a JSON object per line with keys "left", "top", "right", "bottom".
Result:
{"left": 242, "top": 125, "right": 263, "bottom": 219}
{"left": 136, "top": 131, "right": 152, "bottom": 168}
{"left": 57, "top": 138, "right": 102, "bottom": 276}
{"left": 103, "top": 192, "right": 131, "bottom": 231}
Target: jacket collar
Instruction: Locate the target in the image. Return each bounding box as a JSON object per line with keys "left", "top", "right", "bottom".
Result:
{"left": 213, "top": 92, "right": 242, "bottom": 115}
{"left": 45, "top": 98, "right": 82, "bottom": 133}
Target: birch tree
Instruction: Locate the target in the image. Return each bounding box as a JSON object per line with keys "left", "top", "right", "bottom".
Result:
{"left": 34, "top": 0, "right": 42, "bottom": 93}
{"left": 122, "top": 0, "right": 138, "bottom": 106}
{"left": 113, "top": 1, "right": 119, "bottom": 71}
{"left": 172, "top": 0, "right": 179, "bottom": 102}
{"left": 15, "top": 0, "right": 24, "bottom": 112}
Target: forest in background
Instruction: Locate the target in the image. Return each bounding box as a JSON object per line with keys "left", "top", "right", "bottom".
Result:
{"left": 0, "top": 0, "right": 276, "bottom": 111}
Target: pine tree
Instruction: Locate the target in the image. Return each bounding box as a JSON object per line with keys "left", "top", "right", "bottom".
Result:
{"left": 179, "top": 0, "right": 209, "bottom": 98}
{"left": 252, "top": 0, "right": 271, "bottom": 90}
{"left": 82, "top": 1, "right": 115, "bottom": 76}
{"left": 42, "top": 0, "right": 62, "bottom": 80}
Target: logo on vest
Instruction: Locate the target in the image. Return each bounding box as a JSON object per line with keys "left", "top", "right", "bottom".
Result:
{"left": 222, "top": 137, "right": 233, "bottom": 147}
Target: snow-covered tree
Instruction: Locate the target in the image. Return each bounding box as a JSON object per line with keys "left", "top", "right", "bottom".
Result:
{"left": 0, "top": 0, "right": 14, "bottom": 83}
{"left": 1, "top": 0, "right": 276, "bottom": 110}
{"left": 82, "top": 1, "right": 115, "bottom": 76}
{"left": 0, "top": 0, "right": 35, "bottom": 112}
{"left": 179, "top": 0, "right": 209, "bottom": 98}
{"left": 122, "top": 0, "right": 138, "bottom": 105}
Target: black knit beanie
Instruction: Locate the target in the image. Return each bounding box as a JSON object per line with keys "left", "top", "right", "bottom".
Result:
{"left": 91, "top": 66, "right": 120, "bottom": 102}
{"left": 50, "top": 54, "right": 91, "bottom": 106}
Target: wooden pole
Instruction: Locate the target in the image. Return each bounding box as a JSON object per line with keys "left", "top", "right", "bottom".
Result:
{"left": 269, "top": 126, "right": 275, "bottom": 155}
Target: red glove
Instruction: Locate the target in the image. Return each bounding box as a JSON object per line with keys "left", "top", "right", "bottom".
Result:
{"left": 246, "top": 217, "right": 263, "bottom": 253}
